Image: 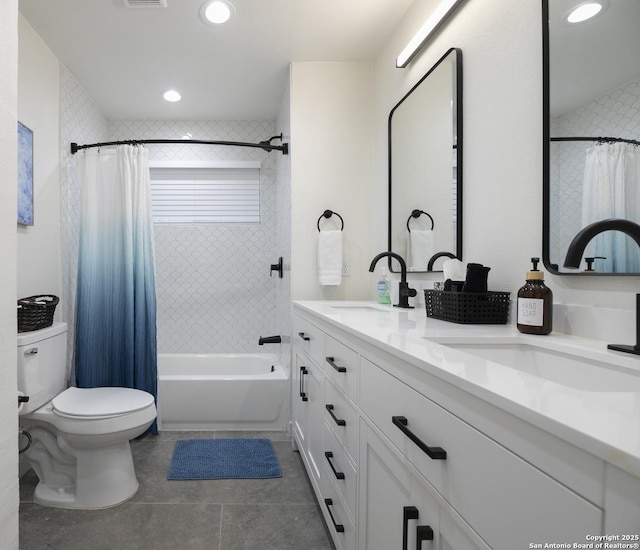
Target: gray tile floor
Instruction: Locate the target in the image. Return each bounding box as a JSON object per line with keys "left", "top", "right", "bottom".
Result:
{"left": 19, "top": 431, "right": 336, "bottom": 550}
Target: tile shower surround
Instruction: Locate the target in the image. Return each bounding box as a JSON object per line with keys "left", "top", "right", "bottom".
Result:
{"left": 61, "top": 65, "right": 289, "bottom": 356}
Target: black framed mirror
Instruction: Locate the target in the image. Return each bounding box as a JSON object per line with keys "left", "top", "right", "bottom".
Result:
{"left": 543, "top": 0, "right": 640, "bottom": 275}
{"left": 388, "top": 47, "right": 463, "bottom": 273}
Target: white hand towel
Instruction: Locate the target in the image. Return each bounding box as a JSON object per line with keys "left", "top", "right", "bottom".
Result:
{"left": 408, "top": 229, "right": 434, "bottom": 270}
{"left": 318, "top": 230, "right": 342, "bottom": 285}
{"left": 443, "top": 258, "right": 466, "bottom": 281}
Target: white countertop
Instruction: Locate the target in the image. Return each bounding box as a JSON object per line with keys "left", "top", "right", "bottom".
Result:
{"left": 293, "top": 300, "right": 640, "bottom": 478}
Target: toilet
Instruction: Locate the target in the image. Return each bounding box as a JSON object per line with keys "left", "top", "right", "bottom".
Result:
{"left": 18, "top": 322, "right": 157, "bottom": 509}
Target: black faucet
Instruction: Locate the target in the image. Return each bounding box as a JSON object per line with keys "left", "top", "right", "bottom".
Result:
{"left": 427, "top": 251, "right": 457, "bottom": 271}
{"left": 259, "top": 335, "right": 281, "bottom": 345}
{"left": 369, "top": 252, "right": 416, "bottom": 308}
{"left": 563, "top": 218, "right": 640, "bottom": 356}
{"left": 563, "top": 218, "right": 640, "bottom": 269}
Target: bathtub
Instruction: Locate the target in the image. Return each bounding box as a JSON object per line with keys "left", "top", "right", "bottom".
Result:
{"left": 157, "top": 353, "right": 289, "bottom": 431}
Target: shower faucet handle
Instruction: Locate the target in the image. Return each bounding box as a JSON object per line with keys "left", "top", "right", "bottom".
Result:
{"left": 270, "top": 257, "right": 284, "bottom": 278}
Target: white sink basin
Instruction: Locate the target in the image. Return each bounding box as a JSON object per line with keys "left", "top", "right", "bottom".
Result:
{"left": 431, "top": 340, "right": 640, "bottom": 392}
{"left": 330, "top": 305, "right": 391, "bottom": 312}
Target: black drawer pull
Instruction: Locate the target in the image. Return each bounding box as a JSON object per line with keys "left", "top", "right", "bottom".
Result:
{"left": 403, "top": 506, "right": 418, "bottom": 550}
{"left": 324, "top": 498, "right": 345, "bottom": 533}
{"left": 324, "top": 451, "right": 345, "bottom": 480}
{"left": 392, "top": 416, "right": 446, "bottom": 460}
{"left": 417, "top": 525, "right": 435, "bottom": 547}
{"left": 299, "top": 367, "right": 308, "bottom": 402}
{"left": 298, "top": 332, "right": 310, "bottom": 341}
{"left": 326, "top": 356, "right": 346, "bottom": 373}
{"left": 326, "top": 404, "right": 346, "bottom": 426}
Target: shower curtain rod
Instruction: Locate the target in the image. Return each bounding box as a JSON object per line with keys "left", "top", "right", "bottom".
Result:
{"left": 551, "top": 136, "right": 640, "bottom": 146}
{"left": 70, "top": 134, "right": 289, "bottom": 155}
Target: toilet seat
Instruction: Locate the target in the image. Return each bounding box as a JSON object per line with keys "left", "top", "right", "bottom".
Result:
{"left": 52, "top": 387, "right": 155, "bottom": 420}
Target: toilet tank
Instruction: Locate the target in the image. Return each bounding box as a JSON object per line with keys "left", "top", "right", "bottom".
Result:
{"left": 18, "top": 322, "right": 68, "bottom": 415}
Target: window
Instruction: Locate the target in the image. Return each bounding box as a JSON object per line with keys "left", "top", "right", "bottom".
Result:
{"left": 149, "top": 161, "right": 261, "bottom": 224}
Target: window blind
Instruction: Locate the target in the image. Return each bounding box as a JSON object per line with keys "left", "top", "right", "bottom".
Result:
{"left": 150, "top": 164, "right": 260, "bottom": 224}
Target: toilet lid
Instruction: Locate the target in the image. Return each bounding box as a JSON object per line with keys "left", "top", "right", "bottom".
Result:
{"left": 52, "top": 387, "right": 155, "bottom": 418}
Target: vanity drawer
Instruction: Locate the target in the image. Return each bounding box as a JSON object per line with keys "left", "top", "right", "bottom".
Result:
{"left": 323, "top": 423, "right": 357, "bottom": 520}
{"left": 293, "top": 314, "right": 325, "bottom": 365}
{"left": 325, "top": 381, "right": 359, "bottom": 464}
{"left": 321, "top": 470, "right": 356, "bottom": 550}
{"left": 324, "top": 335, "right": 358, "bottom": 403}
{"left": 359, "top": 357, "right": 603, "bottom": 548}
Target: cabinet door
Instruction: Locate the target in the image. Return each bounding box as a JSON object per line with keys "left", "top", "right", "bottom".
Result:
{"left": 361, "top": 422, "right": 489, "bottom": 550}
{"left": 306, "top": 356, "right": 325, "bottom": 486}
{"left": 604, "top": 464, "right": 640, "bottom": 533}
{"left": 359, "top": 422, "right": 440, "bottom": 550}
{"left": 292, "top": 350, "right": 309, "bottom": 450}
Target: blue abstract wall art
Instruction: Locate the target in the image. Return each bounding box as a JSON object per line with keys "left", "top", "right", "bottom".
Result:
{"left": 18, "top": 121, "right": 34, "bottom": 226}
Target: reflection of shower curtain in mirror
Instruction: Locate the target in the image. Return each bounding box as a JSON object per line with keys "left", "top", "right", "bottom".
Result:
{"left": 581, "top": 142, "right": 640, "bottom": 272}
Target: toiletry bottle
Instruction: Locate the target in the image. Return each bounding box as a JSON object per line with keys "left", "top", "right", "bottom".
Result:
{"left": 517, "top": 257, "right": 553, "bottom": 335}
{"left": 377, "top": 268, "right": 391, "bottom": 305}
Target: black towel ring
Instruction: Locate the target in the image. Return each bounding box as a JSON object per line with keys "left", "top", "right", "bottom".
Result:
{"left": 317, "top": 209, "right": 344, "bottom": 232}
{"left": 406, "top": 209, "right": 434, "bottom": 232}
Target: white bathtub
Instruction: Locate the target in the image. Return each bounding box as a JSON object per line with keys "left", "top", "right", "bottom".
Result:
{"left": 157, "top": 353, "right": 289, "bottom": 431}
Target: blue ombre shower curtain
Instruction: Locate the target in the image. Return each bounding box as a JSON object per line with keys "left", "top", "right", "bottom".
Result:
{"left": 75, "top": 145, "right": 158, "bottom": 433}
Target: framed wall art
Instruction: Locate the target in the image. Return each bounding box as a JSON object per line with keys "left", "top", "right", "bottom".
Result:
{"left": 17, "top": 121, "right": 33, "bottom": 226}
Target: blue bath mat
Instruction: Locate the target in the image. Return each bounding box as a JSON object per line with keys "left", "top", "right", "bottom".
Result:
{"left": 167, "top": 438, "right": 282, "bottom": 480}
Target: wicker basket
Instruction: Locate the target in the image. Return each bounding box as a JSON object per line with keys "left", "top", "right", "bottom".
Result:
{"left": 424, "top": 290, "right": 510, "bottom": 324}
{"left": 17, "top": 295, "right": 59, "bottom": 333}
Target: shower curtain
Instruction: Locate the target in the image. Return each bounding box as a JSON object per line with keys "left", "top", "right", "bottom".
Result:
{"left": 581, "top": 142, "right": 640, "bottom": 272}
{"left": 75, "top": 145, "right": 158, "bottom": 433}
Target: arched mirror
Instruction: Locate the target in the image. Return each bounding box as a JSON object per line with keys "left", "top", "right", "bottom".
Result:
{"left": 543, "top": 0, "right": 640, "bottom": 274}
{"left": 388, "top": 47, "right": 463, "bottom": 273}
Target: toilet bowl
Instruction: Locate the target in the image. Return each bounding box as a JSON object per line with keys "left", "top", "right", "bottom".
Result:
{"left": 18, "top": 323, "right": 157, "bottom": 509}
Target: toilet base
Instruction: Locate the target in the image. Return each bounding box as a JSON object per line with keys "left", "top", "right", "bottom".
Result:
{"left": 31, "top": 440, "right": 140, "bottom": 509}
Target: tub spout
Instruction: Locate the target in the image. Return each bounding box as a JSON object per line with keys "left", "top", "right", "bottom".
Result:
{"left": 259, "top": 335, "right": 282, "bottom": 345}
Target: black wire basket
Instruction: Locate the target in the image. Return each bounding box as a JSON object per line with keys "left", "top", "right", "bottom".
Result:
{"left": 17, "top": 295, "right": 59, "bottom": 333}
{"left": 424, "top": 290, "right": 510, "bottom": 324}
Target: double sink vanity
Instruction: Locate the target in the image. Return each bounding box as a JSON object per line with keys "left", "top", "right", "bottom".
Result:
{"left": 292, "top": 300, "right": 640, "bottom": 550}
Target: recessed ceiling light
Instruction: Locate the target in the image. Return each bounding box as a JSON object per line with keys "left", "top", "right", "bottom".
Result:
{"left": 564, "top": 1, "right": 609, "bottom": 24}
{"left": 163, "top": 90, "right": 181, "bottom": 102}
{"left": 200, "top": 0, "right": 235, "bottom": 26}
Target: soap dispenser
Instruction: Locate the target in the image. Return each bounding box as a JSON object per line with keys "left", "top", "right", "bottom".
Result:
{"left": 517, "top": 257, "right": 553, "bottom": 335}
{"left": 377, "top": 268, "right": 391, "bottom": 305}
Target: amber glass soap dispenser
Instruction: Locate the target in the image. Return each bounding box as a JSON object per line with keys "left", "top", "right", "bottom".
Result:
{"left": 517, "top": 257, "right": 553, "bottom": 335}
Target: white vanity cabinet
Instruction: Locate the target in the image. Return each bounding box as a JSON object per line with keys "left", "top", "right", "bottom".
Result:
{"left": 292, "top": 313, "right": 358, "bottom": 550}
{"left": 292, "top": 303, "right": 640, "bottom": 550}
{"left": 359, "top": 357, "right": 602, "bottom": 548}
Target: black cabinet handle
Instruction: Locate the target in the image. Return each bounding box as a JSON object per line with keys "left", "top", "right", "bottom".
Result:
{"left": 392, "top": 416, "right": 446, "bottom": 460}
{"left": 298, "top": 332, "right": 310, "bottom": 341}
{"left": 417, "top": 525, "right": 434, "bottom": 548}
{"left": 403, "top": 506, "right": 419, "bottom": 550}
{"left": 326, "top": 404, "right": 346, "bottom": 426}
{"left": 324, "top": 498, "right": 345, "bottom": 533}
{"left": 299, "top": 367, "right": 308, "bottom": 402}
{"left": 324, "top": 451, "right": 345, "bottom": 480}
{"left": 326, "top": 356, "right": 346, "bottom": 373}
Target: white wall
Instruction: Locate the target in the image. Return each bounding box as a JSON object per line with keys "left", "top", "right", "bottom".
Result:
{"left": 290, "top": 62, "right": 373, "bottom": 301}
{"left": 372, "top": 0, "right": 638, "bottom": 341}
{"left": 0, "top": 1, "right": 19, "bottom": 547}
{"left": 17, "top": 16, "right": 62, "bottom": 308}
